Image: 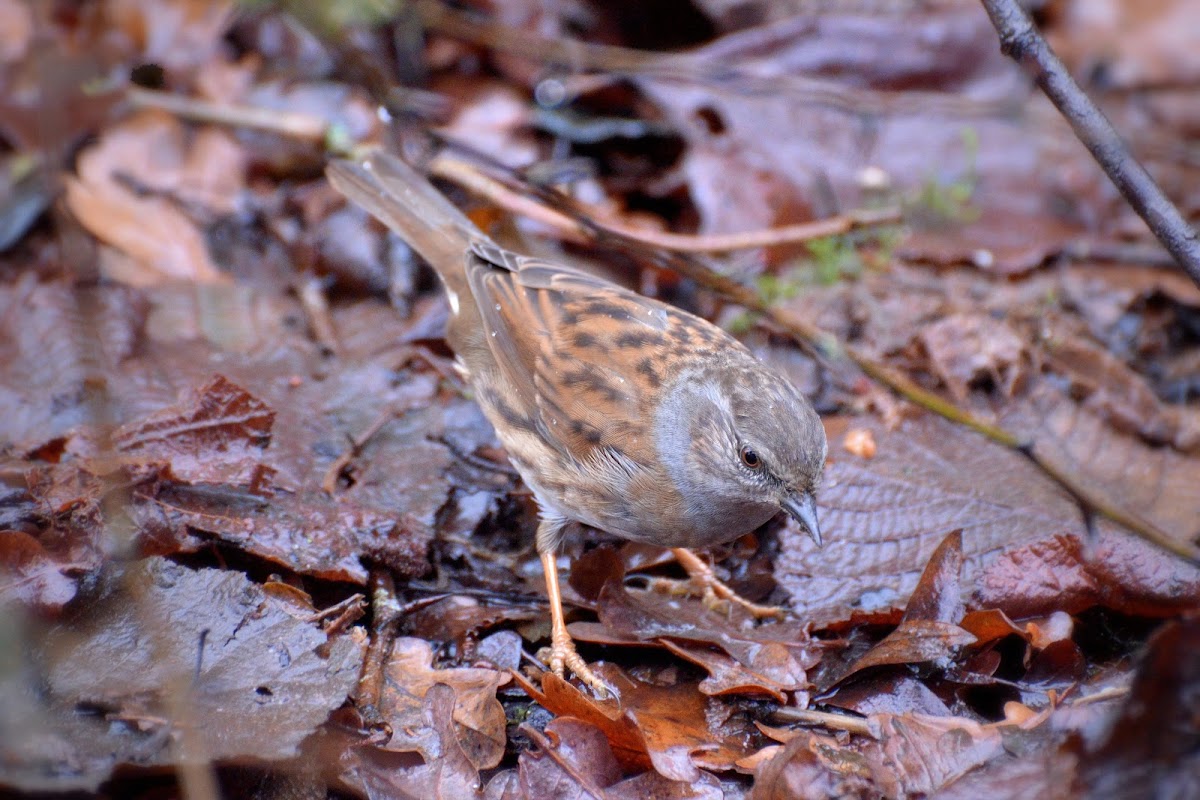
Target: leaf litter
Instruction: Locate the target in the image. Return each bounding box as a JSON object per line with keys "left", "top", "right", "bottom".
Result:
{"left": 2, "top": 0, "right": 1199, "bottom": 798}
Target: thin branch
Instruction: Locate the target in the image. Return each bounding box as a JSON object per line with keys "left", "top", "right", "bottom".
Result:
{"left": 977, "top": 0, "right": 1200, "bottom": 288}
{"left": 127, "top": 87, "right": 329, "bottom": 141}
{"left": 771, "top": 707, "right": 874, "bottom": 737}
{"left": 429, "top": 153, "right": 900, "bottom": 252}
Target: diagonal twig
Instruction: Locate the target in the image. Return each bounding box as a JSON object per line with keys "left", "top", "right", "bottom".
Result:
{"left": 977, "top": 0, "right": 1200, "bottom": 289}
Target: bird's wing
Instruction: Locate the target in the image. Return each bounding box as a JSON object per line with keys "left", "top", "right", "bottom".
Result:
{"left": 467, "top": 241, "right": 679, "bottom": 466}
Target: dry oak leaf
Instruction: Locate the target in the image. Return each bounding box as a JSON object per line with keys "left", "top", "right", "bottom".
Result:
{"left": 515, "top": 717, "right": 725, "bottom": 800}
{"left": 514, "top": 664, "right": 754, "bottom": 782}
{"left": 350, "top": 683, "right": 486, "bottom": 800}
{"left": 376, "top": 636, "right": 511, "bottom": 771}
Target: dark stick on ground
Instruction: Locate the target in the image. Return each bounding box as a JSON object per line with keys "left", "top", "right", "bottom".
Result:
{"left": 977, "top": 0, "right": 1200, "bottom": 289}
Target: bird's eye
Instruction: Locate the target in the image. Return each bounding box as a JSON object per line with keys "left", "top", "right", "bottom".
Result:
{"left": 739, "top": 445, "right": 761, "bottom": 469}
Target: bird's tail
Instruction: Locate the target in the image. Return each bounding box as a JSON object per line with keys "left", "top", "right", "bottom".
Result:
{"left": 325, "top": 152, "right": 483, "bottom": 298}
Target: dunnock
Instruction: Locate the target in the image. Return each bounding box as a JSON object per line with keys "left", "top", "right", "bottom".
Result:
{"left": 327, "top": 153, "right": 826, "bottom": 693}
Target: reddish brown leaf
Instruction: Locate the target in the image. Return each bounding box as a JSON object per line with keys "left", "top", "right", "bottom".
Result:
{"left": 112, "top": 374, "right": 276, "bottom": 488}
{"left": 919, "top": 314, "right": 1030, "bottom": 403}
{"left": 834, "top": 530, "right": 974, "bottom": 683}
{"left": 824, "top": 673, "right": 952, "bottom": 718}
{"left": 1002, "top": 381, "right": 1200, "bottom": 546}
{"left": 659, "top": 639, "right": 800, "bottom": 702}
{"left": 864, "top": 713, "right": 1003, "bottom": 796}
{"left": 514, "top": 665, "right": 754, "bottom": 781}
{"left": 350, "top": 683, "right": 485, "bottom": 800}
{"left": 0, "top": 531, "right": 82, "bottom": 612}
{"left": 1024, "top": 611, "right": 1074, "bottom": 651}
{"left": 578, "top": 581, "right": 819, "bottom": 698}
{"left": 130, "top": 483, "right": 426, "bottom": 582}
{"left": 1022, "top": 640, "right": 1086, "bottom": 690}
{"left": 959, "top": 609, "right": 1027, "bottom": 647}
{"left": 636, "top": 6, "right": 1113, "bottom": 272}
{"left": 843, "top": 620, "right": 976, "bottom": 679}
{"left": 1042, "top": 325, "right": 1200, "bottom": 451}
{"left": 750, "top": 731, "right": 876, "bottom": 800}
{"left": 64, "top": 111, "right": 229, "bottom": 286}
{"left": 901, "top": 529, "right": 966, "bottom": 625}
{"left": 517, "top": 717, "right": 623, "bottom": 799}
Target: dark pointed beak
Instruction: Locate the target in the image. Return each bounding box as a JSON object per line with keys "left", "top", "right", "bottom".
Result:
{"left": 782, "top": 492, "right": 822, "bottom": 547}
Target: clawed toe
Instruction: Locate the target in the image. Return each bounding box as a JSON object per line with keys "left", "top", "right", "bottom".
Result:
{"left": 670, "top": 547, "right": 786, "bottom": 620}
{"left": 540, "top": 630, "right": 611, "bottom": 697}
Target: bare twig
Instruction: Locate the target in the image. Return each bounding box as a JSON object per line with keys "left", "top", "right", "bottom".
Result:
{"left": 297, "top": 275, "right": 340, "bottom": 355}
{"left": 771, "top": 707, "right": 874, "bottom": 737}
{"left": 355, "top": 572, "right": 451, "bottom": 740}
{"left": 429, "top": 153, "right": 900, "bottom": 253}
{"left": 127, "top": 87, "right": 329, "bottom": 141}
{"left": 977, "top": 0, "right": 1200, "bottom": 289}
{"left": 322, "top": 407, "right": 397, "bottom": 494}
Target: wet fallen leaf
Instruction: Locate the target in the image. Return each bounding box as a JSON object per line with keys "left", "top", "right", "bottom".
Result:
{"left": 958, "top": 608, "right": 1027, "bottom": 648}
{"left": 833, "top": 531, "right": 976, "bottom": 684}
{"left": 750, "top": 731, "right": 875, "bottom": 800}
{"left": 0, "top": 0, "right": 32, "bottom": 64}
{"left": 1077, "top": 617, "right": 1200, "bottom": 798}
{"left": 1003, "top": 380, "right": 1200, "bottom": 544}
{"left": 919, "top": 313, "right": 1029, "bottom": 403}
{"left": 635, "top": 6, "right": 1113, "bottom": 272}
{"left": 0, "top": 531, "right": 85, "bottom": 612}
{"left": 111, "top": 374, "right": 276, "bottom": 488}
{"left": 129, "top": 482, "right": 428, "bottom": 583}
{"left": 107, "top": 0, "right": 235, "bottom": 73}
{"left": 1024, "top": 611, "right": 1073, "bottom": 651}
{"left": 518, "top": 717, "right": 623, "bottom": 799}
{"left": 823, "top": 673, "right": 951, "bottom": 718}
{"left": 582, "top": 580, "right": 820, "bottom": 698}
{"left": 864, "top": 712, "right": 1003, "bottom": 796}
{"left": 350, "top": 683, "right": 485, "bottom": 800}
{"left": 1, "top": 557, "right": 363, "bottom": 792}
{"left": 776, "top": 414, "right": 1200, "bottom": 625}
{"left": 1041, "top": 321, "right": 1200, "bottom": 451}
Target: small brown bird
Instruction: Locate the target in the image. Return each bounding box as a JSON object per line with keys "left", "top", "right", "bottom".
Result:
{"left": 327, "top": 153, "right": 826, "bottom": 693}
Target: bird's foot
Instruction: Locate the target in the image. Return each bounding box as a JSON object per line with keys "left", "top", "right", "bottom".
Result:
{"left": 539, "top": 625, "right": 611, "bottom": 697}
{"left": 538, "top": 548, "right": 612, "bottom": 697}
{"left": 667, "top": 547, "right": 786, "bottom": 620}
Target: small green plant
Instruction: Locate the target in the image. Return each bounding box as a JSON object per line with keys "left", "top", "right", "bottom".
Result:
{"left": 239, "top": 0, "right": 402, "bottom": 32}
{"left": 755, "top": 269, "right": 807, "bottom": 304}
{"left": 805, "top": 234, "right": 863, "bottom": 285}
{"left": 909, "top": 127, "right": 981, "bottom": 224}
{"left": 724, "top": 310, "right": 760, "bottom": 335}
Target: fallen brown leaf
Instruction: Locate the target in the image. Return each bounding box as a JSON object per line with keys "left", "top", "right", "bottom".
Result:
{"left": 515, "top": 664, "right": 755, "bottom": 781}
{"left": 775, "top": 414, "right": 1200, "bottom": 625}
{"left": 375, "top": 637, "right": 510, "bottom": 770}
{"left": 1, "top": 557, "right": 363, "bottom": 792}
